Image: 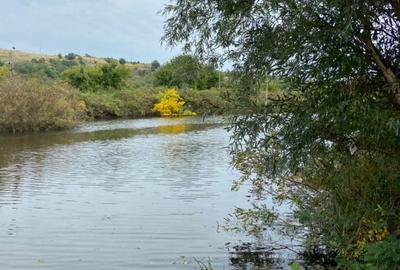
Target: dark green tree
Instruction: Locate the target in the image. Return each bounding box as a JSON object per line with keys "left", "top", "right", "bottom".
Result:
{"left": 163, "top": 0, "right": 400, "bottom": 267}
{"left": 99, "top": 61, "right": 130, "bottom": 89}
{"left": 154, "top": 55, "right": 219, "bottom": 90}
{"left": 62, "top": 62, "right": 130, "bottom": 91}
{"left": 14, "top": 60, "right": 57, "bottom": 79}
{"left": 151, "top": 60, "right": 161, "bottom": 71}
{"left": 65, "top": 53, "right": 77, "bottom": 60}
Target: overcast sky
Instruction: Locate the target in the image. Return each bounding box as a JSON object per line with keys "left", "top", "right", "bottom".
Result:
{"left": 0, "top": 0, "right": 180, "bottom": 63}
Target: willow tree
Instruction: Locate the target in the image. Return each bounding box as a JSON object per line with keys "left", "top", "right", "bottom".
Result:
{"left": 163, "top": 0, "right": 400, "bottom": 267}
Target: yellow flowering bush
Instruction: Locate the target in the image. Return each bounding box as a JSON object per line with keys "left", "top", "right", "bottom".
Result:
{"left": 152, "top": 88, "right": 195, "bottom": 116}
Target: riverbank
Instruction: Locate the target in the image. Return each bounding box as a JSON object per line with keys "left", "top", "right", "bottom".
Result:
{"left": 79, "top": 87, "right": 231, "bottom": 120}
{"left": 0, "top": 50, "right": 233, "bottom": 134}
{"left": 0, "top": 76, "right": 232, "bottom": 134}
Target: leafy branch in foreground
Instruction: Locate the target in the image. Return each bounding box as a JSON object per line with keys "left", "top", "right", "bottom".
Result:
{"left": 163, "top": 0, "right": 400, "bottom": 268}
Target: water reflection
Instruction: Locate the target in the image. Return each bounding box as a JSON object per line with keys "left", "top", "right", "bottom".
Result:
{"left": 156, "top": 123, "right": 188, "bottom": 134}
{"left": 0, "top": 121, "right": 222, "bottom": 192}
{"left": 0, "top": 117, "right": 298, "bottom": 270}
{"left": 0, "top": 117, "right": 258, "bottom": 270}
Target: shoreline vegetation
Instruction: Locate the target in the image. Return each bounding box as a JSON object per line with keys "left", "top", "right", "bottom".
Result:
{"left": 161, "top": 1, "right": 400, "bottom": 269}
{"left": 0, "top": 49, "right": 233, "bottom": 134}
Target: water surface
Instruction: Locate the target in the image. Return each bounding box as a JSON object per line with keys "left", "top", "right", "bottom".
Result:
{"left": 0, "top": 117, "right": 263, "bottom": 270}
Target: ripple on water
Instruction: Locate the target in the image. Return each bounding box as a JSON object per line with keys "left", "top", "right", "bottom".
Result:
{"left": 0, "top": 117, "right": 292, "bottom": 270}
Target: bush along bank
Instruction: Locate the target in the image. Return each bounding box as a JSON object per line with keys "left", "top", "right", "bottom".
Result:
{"left": 0, "top": 54, "right": 233, "bottom": 134}
{"left": 78, "top": 87, "right": 231, "bottom": 120}
{"left": 0, "top": 76, "right": 85, "bottom": 133}
{"left": 0, "top": 78, "right": 231, "bottom": 134}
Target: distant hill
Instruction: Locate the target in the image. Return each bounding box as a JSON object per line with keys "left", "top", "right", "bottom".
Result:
{"left": 0, "top": 49, "right": 150, "bottom": 71}
{"left": 0, "top": 49, "right": 103, "bottom": 64}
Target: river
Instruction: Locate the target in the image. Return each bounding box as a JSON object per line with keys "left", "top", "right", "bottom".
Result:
{"left": 0, "top": 117, "right": 293, "bottom": 270}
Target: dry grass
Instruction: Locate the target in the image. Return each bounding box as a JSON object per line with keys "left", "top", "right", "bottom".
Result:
{"left": 0, "top": 49, "right": 151, "bottom": 69}
{"left": 0, "top": 49, "right": 57, "bottom": 63}
{"left": 0, "top": 49, "right": 109, "bottom": 65}
{"left": 0, "top": 75, "right": 85, "bottom": 133}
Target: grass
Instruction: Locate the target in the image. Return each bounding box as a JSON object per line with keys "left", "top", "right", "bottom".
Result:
{"left": 0, "top": 49, "right": 150, "bottom": 69}
{"left": 0, "top": 48, "right": 107, "bottom": 65}
{"left": 0, "top": 49, "right": 59, "bottom": 63}
{"left": 194, "top": 258, "right": 216, "bottom": 270}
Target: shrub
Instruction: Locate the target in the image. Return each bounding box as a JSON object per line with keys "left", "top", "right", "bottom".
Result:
{"left": 13, "top": 59, "right": 77, "bottom": 79}
{"left": 342, "top": 236, "right": 400, "bottom": 270}
{"left": 0, "top": 77, "right": 84, "bottom": 133}
{"left": 78, "top": 88, "right": 159, "bottom": 119}
{"left": 115, "top": 89, "right": 159, "bottom": 118}
{"left": 0, "top": 66, "right": 10, "bottom": 78}
{"left": 152, "top": 88, "right": 195, "bottom": 116}
{"left": 65, "top": 53, "right": 77, "bottom": 60}
{"left": 151, "top": 60, "right": 160, "bottom": 71}
{"left": 361, "top": 236, "right": 400, "bottom": 269}
{"left": 194, "top": 65, "right": 219, "bottom": 90}
{"left": 78, "top": 91, "right": 122, "bottom": 119}
{"left": 62, "top": 62, "right": 130, "bottom": 91}
{"left": 99, "top": 61, "right": 130, "bottom": 89}
{"left": 154, "top": 55, "right": 219, "bottom": 90}
{"left": 62, "top": 65, "right": 103, "bottom": 92}
{"left": 79, "top": 87, "right": 229, "bottom": 120}
{"left": 49, "top": 58, "right": 78, "bottom": 73}
{"left": 181, "top": 88, "right": 231, "bottom": 115}
{"left": 14, "top": 60, "right": 58, "bottom": 79}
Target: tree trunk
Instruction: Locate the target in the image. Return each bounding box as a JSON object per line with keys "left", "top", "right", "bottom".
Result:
{"left": 362, "top": 33, "right": 400, "bottom": 107}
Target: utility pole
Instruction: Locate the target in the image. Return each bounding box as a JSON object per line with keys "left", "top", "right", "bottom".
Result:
{"left": 265, "top": 74, "right": 269, "bottom": 106}
{"left": 9, "top": 47, "right": 16, "bottom": 70}
{"left": 218, "top": 71, "right": 221, "bottom": 90}
{"left": 218, "top": 63, "right": 222, "bottom": 90}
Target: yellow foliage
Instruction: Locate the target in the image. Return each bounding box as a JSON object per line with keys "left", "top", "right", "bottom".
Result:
{"left": 152, "top": 88, "right": 185, "bottom": 116}
{"left": 0, "top": 66, "right": 10, "bottom": 77}
{"left": 351, "top": 221, "right": 390, "bottom": 258}
{"left": 79, "top": 100, "right": 87, "bottom": 110}
{"left": 157, "top": 124, "right": 187, "bottom": 134}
